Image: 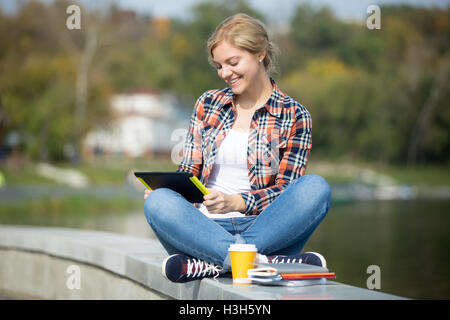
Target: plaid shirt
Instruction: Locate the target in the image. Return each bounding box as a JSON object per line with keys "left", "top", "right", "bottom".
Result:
{"left": 177, "top": 78, "right": 312, "bottom": 215}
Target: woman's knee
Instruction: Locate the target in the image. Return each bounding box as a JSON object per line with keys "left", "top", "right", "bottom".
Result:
{"left": 144, "top": 188, "right": 176, "bottom": 225}
{"left": 294, "top": 174, "right": 332, "bottom": 209}
{"left": 308, "top": 174, "right": 331, "bottom": 197}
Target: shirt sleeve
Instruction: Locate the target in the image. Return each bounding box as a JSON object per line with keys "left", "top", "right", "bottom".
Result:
{"left": 176, "top": 92, "right": 208, "bottom": 177}
{"left": 239, "top": 108, "right": 312, "bottom": 215}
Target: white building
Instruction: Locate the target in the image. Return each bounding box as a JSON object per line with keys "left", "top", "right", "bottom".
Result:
{"left": 84, "top": 90, "right": 190, "bottom": 158}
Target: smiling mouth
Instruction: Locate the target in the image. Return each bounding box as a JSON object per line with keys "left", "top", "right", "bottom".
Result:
{"left": 229, "top": 77, "right": 242, "bottom": 86}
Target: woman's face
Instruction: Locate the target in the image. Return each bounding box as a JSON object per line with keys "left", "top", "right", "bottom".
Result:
{"left": 211, "top": 40, "right": 264, "bottom": 96}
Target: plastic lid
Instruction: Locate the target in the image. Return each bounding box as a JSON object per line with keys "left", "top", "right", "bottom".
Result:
{"left": 228, "top": 244, "right": 257, "bottom": 252}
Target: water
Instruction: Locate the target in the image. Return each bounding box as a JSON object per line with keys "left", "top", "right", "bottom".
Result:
{"left": 304, "top": 199, "right": 450, "bottom": 299}
{"left": 1, "top": 197, "right": 449, "bottom": 299}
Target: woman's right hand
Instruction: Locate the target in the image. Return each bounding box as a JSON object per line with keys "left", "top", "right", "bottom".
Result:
{"left": 144, "top": 189, "right": 152, "bottom": 200}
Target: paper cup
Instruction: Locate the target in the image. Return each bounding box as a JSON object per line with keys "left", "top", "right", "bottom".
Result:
{"left": 228, "top": 244, "right": 257, "bottom": 284}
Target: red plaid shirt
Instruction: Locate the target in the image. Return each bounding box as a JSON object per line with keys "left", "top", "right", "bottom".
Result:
{"left": 177, "top": 78, "right": 312, "bottom": 215}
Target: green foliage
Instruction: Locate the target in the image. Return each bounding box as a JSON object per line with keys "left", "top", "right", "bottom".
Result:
{"left": 291, "top": 3, "right": 349, "bottom": 50}
{"left": 2, "top": 55, "right": 74, "bottom": 160}
{"left": 285, "top": 3, "right": 450, "bottom": 165}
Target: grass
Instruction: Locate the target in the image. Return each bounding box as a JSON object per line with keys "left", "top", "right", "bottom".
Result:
{"left": 2, "top": 157, "right": 450, "bottom": 188}
{"left": 0, "top": 193, "right": 143, "bottom": 222}
{"left": 0, "top": 157, "right": 175, "bottom": 220}
{"left": 1, "top": 157, "right": 178, "bottom": 187}
{"left": 372, "top": 165, "right": 450, "bottom": 186}
{"left": 1, "top": 163, "right": 56, "bottom": 185}
{"left": 3, "top": 157, "right": 449, "bottom": 187}
{"left": 307, "top": 160, "right": 450, "bottom": 186}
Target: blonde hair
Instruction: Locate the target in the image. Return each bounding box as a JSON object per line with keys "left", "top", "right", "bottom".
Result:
{"left": 207, "top": 13, "right": 279, "bottom": 75}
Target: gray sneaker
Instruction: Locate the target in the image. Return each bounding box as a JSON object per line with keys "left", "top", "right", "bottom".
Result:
{"left": 268, "top": 252, "right": 327, "bottom": 268}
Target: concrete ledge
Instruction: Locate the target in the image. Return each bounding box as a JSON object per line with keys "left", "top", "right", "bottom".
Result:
{"left": 0, "top": 249, "right": 168, "bottom": 299}
{"left": 0, "top": 225, "right": 406, "bottom": 300}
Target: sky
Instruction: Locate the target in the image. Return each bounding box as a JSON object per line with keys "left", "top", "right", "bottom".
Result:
{"left": 114, "top": 0, "right": 449, "bottom": 22}
{"left": 1, "top": 0, "right": 449, "bottom": 23}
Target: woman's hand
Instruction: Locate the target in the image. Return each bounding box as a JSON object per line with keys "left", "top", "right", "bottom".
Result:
{"left": 144, "top": 189, "right": 152, "bottom": 200}
{"left": 203, "top": 189, "right": 246, "bottom": 214}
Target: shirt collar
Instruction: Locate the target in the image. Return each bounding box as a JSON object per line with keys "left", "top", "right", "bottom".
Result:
{"left": 218, "top": 77, "right": 283, "bottom": 118}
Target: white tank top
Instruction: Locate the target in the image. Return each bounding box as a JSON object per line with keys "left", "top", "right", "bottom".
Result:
{"left": 198, "top": 129, "right": 251, "bottom": 218}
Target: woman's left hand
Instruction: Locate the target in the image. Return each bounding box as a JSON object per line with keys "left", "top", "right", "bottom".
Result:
{"left": 203, "top": 189, "right": 245, "bottom": 214}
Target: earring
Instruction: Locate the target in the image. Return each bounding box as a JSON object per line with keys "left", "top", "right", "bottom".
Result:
{"left": 259, "top": 59, "right": 262, "bottom": 63}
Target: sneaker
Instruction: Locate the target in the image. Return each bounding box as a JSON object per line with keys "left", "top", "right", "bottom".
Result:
{"left": 162, "top": 254, "right": 224, "bottom": 283}
{"left": 268, "top": 251, "right": 327, "bottom": 268}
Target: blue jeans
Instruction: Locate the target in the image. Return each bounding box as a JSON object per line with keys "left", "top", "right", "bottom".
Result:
{"left": 144, "top": 174, "right": 331, "bottom": 271}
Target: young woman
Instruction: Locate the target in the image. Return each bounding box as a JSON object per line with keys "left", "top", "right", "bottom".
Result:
{"left": 144, "top": 13, "right": 331, "bottom": 283}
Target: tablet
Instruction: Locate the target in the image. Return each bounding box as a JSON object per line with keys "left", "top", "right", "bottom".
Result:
{"left": 134, "top": 171, "right": 209, "bottom": 203}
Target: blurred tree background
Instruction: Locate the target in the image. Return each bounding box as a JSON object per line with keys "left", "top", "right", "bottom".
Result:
{"left": 0, "top": 0, "right": 449, "bottom": 166}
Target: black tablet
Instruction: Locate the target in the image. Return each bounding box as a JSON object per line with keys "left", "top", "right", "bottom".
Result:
{"left": 134, "top": 171, "right": 209, "bottom": 203}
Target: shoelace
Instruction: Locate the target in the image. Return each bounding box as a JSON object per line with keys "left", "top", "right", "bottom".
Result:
{"left": 186, "top": 259, "right": 223, "bottom": 280}
{"left": 271, "top": 256, "right": 303, "bottom": 264}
